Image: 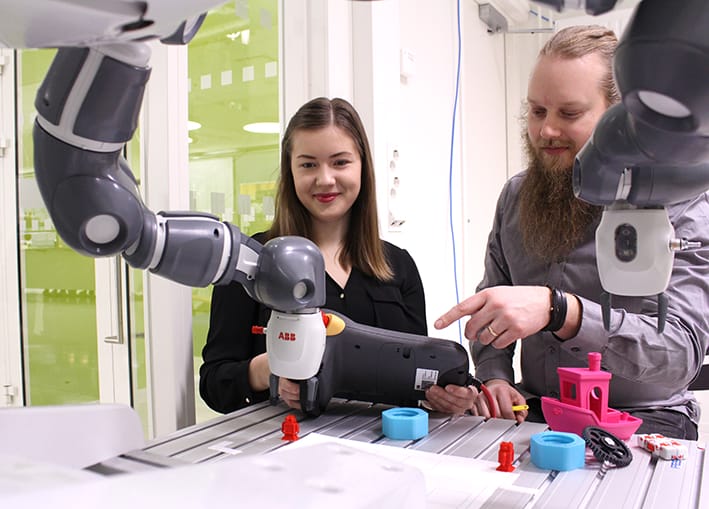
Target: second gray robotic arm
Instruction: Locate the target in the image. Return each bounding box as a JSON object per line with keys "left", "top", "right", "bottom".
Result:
{"left": 565, "top": 0, "right": 709, "bottom": 331}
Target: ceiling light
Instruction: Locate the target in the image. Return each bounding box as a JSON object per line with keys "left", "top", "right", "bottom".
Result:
{"left": 243, "top": 122, "right": 279, "bottom": 134}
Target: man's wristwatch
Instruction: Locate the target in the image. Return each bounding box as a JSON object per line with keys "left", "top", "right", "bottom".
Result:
{"left": 542, "top": 286, "right": 567, "bottom": 332}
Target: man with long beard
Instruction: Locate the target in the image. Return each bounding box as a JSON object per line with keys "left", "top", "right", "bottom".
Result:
{"left": 430, "top": 25, "right": 709, "bottom": 439}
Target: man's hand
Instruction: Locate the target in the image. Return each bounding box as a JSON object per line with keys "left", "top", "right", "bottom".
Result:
{"left": 484, "top": 379, "right": 528, "bottom": 423}
{"left": 434, "top": 286, "right": 553, "bottom": 348}
{"left": 424, "top": 384, "right": 481, "bottom": 415}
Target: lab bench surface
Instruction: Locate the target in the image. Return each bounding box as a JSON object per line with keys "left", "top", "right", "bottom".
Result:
{"left": 96, "top": 399, "right": 709, "bottom": 508}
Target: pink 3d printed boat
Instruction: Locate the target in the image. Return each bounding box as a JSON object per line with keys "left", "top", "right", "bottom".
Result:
{"left": 541, "top": 352, "right": 642, "bottom": 440}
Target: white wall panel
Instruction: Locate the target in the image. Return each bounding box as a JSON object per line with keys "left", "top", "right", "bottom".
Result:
{"left": 0, "top": 49, "right": 23, "bottom": 407}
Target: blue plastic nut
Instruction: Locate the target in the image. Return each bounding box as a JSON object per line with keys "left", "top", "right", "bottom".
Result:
{"left": 530, "top": 431, "right": 586, "bottom": 471}
{"left": 382, "top": 407, "right": 429, "bottom": 440}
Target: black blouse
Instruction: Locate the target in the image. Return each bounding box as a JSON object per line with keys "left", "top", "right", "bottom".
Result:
{"left": 199, "top": 234, "right": 428, "bottom": 414}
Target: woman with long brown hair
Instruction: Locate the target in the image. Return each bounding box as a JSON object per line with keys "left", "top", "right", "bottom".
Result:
{"left": 199, "top": 97, "right": 432, "bottom": 413}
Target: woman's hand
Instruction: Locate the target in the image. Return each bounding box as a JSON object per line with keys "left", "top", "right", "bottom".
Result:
{"left": 424, "top": 384, "right": 481, "bottom": 415}
{"left": 248, "top": 354, "right": 302, "bottom": 410}
{"left": 278, "top": 378, "right": 301, "bottom": 410}
{"left": 247, "top": 353, "right": 270, "bottom": 391}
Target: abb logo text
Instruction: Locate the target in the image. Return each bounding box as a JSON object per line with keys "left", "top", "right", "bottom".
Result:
{"left": 278, "top": 332, "right": 297, "bottom": 341}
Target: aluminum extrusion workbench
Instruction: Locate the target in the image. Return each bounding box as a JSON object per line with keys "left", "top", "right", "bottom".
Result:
{"left": 94, "top": 399, "right": 709, "bottom": 508}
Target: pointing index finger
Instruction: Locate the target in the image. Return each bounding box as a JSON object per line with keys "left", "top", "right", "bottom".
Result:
{"left": 434, "top": 293, "right": 485, "bottom": 329}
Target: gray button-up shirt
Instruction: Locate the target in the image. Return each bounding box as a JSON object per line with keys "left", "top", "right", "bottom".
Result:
{"left": 473, "top": 172, "right": 709, "bottom": 423}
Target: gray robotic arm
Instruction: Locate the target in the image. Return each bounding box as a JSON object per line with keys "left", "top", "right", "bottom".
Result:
{"left": 6, "top": 1, "right": 476, "bottom": 416}
{"left": 33, "top": 43, "right": 325, "bottom": 313}
{"left": 535, "top": 0, "right": 709, "bottom": 331}
{"left": 32, "top": 38, "right": 342, "bottom": 404}
{"left": 572, "top": 0, "right": 709, "bottom": 205}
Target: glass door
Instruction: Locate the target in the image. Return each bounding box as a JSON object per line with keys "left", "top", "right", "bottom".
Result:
{"left": 14, "top": 49, "right": 141, "bottom": 420}
{"left": 187, "top": 0, "right": 281, "bottom": 422}
{"left": 17, "top": 48, "right": 101, "bottom": 407}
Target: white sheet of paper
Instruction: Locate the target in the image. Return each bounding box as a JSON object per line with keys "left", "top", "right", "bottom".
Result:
{"left": 0, "top": 454, "right": 101, "bottom": 495}
{"left": 278, "top": 433, "right": 532, "bottom": 508}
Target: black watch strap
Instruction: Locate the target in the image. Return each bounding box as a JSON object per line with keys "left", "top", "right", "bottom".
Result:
{"left": 542, "top": 286, "right": 567, "bottom": 332}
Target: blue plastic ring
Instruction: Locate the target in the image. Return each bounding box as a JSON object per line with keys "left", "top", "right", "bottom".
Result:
{"left": 382, "top": 407, "right": 428, "bottom": 440}
{"left": 530, "top": 431, "right": 586, "bottom": 471}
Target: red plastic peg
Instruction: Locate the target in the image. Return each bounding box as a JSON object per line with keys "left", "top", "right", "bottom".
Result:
{"left": 281, "top": 414, "right": 300, "bottom": 441}
{"left": 496, "top": 441, "right": 515, "bottom": 472}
